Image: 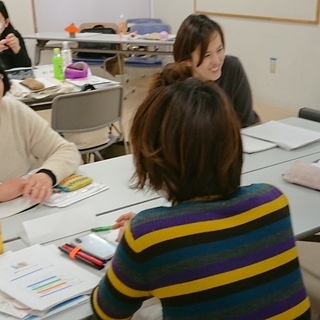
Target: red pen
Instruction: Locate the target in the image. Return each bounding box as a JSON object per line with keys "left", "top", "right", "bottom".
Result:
{"left": 59, "top": 244, "right": 105, "bottom": 269}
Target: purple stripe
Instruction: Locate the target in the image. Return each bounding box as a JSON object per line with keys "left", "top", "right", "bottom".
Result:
{"left": 133, "top": 187, "right": 282, "bottom": 238}
{"left": 150, "top": 238, "right": 294, "bottom": 288}
{"left": 233, "top": 288, "right": 308, "bottom": 320}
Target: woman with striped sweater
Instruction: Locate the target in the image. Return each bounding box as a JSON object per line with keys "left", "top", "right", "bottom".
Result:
{"left": 91, "top": 78, "right": 310, "bottom": 319}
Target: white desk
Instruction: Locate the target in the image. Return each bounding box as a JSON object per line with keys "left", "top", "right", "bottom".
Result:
{"left": 242, "top": 152, "right": 320, "bottom": 239}
{"left": 4, "top": 198, "right": 169, "bottom": 320}
{"left": 2, "top": 155, "right": 161, "bottom": 242}
{"left": 3, "top": 118, "right": 320, "bottom": 319}
{"left": 242, "top": 117, "right": 320, "bottom": 173}
{"left": 24, "top": 32, "right": 175, "bottom": 65}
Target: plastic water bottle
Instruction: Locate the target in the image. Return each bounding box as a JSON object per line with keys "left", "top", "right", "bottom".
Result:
{"left": 61, "top": 41, "right": 72, "bottom": 70}
{"left": 52, "top": 48, "right": 65, "bottom": 80}
{"left": 119, "top": 14, "right": 126, "bottom": 37}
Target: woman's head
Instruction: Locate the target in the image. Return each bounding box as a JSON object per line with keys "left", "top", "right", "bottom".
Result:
{"left": 0, "top": 1, "right": 10, "bottom": 33}
{"left": 174, "top": 14, "right": 225, "bottom": 81}
{"left": 0, "top": 66, "right": 11, "bottom": 96}
{"left": 130, "top": 78, "right": 242, "bottom": 203}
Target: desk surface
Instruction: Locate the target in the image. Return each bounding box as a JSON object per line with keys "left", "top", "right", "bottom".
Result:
{"left": 242, "top": 152, "right": 320, "bottom": 239}
{"left": 24, "top": 32, "right": 175, "bottom": 46}
{"left": 4, "top": 198, "right": 169, "bottom": 320}
{"left": 2, "top": 155, "right": 160, "bottom": 242}
{"left": 24, "top": 32, "right": 175, "bottom": 65}
{"left": 242, "top": 117, "right": 320, "bottom": 173}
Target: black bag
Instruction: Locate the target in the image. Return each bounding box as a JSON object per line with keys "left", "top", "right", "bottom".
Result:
{"left": 77, "top": 25, "right": 117, "bottom": 59}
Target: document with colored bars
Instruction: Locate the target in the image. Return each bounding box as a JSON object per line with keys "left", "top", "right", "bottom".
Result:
{"left": 0, "top": 244, "right": 100, "bottom": 319}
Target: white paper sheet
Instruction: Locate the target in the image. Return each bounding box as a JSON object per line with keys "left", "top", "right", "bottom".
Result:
{"left": 18, "top": 205, "right": 96, "bottom": 245}
{"left": 241, "top": 135, "right": 277, "bottom": 153}
{"left": 0, "top": 197, "right": 36, "bottom": 218}
{"left": 0, "top": 244, "right": 100, "bottom": 317}
{"left": 241, "top": 120, "right": 320, "bottom": 150}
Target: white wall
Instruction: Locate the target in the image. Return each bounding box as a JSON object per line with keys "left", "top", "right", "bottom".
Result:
{"left": 34, "top": 0, "right": 150, "bottom": 32}
{"left": 153, "top": 0, "right": 320, "bottom": 113}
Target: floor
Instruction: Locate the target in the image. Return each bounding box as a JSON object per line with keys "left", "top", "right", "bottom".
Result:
{"left": 36, "top": 71, "right": 298, "bottom": 145}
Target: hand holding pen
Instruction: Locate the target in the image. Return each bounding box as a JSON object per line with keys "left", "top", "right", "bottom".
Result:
{"left": 91, "top": 211, "right": 136, "bottom": 242}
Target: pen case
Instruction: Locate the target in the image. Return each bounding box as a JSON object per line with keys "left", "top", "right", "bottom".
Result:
{"left": 56, "top": 174, "right": 93, "bottom": 192}
{"left": 59, "top": 244, "right": 105, "bottom": 270}
{"left": 65, "top": 61, "right": 89, "bottom": 79}
{"left": 283, "top": 160, "right": 320, "bottom": 191}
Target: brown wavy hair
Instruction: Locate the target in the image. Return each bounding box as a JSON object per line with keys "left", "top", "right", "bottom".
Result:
{"left": 148, "top": 61, "right": 192, "bottom": 92}
{"left": 130, "top": 77, "right": 242, "bottom": 203}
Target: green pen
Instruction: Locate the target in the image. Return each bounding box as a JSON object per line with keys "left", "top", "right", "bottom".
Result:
{"left": 91, "top": 225, "right": 113, "bottom": 232}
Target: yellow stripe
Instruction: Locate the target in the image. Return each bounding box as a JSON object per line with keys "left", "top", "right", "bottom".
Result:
{"left": 108, "top": 265, "right": 149, "bottom": 298}
{"left": 153, "top": 247, "right": 297, "bottom": 298}
{"left": 267, "top": 297, "right": 310, "bottom": 320}
{"left": 128, "top": 195, "right": 288, "bottom": 251}
{"left": 91, "top": 287, "right": 118, "bottom": 320}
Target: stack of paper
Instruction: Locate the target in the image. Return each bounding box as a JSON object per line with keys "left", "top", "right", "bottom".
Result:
{"left": 241, "top": 135, "right": 277, "bottom": 154}
{"left": 241, "top": 120, "right": 320, "bottom": 151}
{"left": 0, "top": 244, "right": 100, "bottom": 319}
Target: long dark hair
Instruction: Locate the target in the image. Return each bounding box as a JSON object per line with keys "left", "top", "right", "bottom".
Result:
{"left": 0, "top": 66, "right": 11, "bottom": 95}
{"left": 0, "top": 1, "right": 13, "bottom": 30}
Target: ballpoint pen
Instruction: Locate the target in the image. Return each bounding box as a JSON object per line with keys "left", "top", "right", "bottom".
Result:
{"left": 91, "top": 225, "right": 113, "bottom": 232}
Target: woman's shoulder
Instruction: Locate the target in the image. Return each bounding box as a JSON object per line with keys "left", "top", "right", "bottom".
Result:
{"left": 2, "top": 97, "right": 38, "bottom": 117}
{"left": 224, "top": 55, "right": 243, "bottom": 70}
{"left": 241, "top": 183, "right": 287, "bottom": 201}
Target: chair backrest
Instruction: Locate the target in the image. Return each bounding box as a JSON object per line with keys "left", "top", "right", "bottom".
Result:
{"left": 126, "top": 18, "right": 162, "bottom": 28}
{"left": 298, "top": 107, "right": 320, "bottom": 122}
{"left": 130, "top": 23, "right": 171, "bottom": 35}
{"left": 51, "top": 85, "right": 123, "bottom": 133}
{"left": 77, "top": 23, "right": 118, "bottom": 59}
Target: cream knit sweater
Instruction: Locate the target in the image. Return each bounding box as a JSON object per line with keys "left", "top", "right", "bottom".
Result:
{"left": 0, "top": 97, "right": 81, "bottom": 183}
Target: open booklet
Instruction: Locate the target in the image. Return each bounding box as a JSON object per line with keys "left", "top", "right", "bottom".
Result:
{"left": 241, "top": 120, "right": 320, "bottom": 151}
{"left": 0, "top": 244, "right": 100, "bottom": 319}
{"left": 241, "top": 135, "right": 277, "bottom": 154}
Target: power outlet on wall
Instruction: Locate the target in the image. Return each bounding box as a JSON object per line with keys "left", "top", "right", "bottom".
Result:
{"left": 270, "top": 57, "right": 277, "bottom": 73}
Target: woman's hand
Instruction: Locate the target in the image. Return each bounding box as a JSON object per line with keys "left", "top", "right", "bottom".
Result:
{"left": 22, "top": 173, "right": 53, "bottom": 203}
{"left": 112, "top": 212, "right": 136, "bottom": 242}
{"left": 5, "top": 33, "right": 21, "bottom": 54}
{"left": 0, "top": 38, "right": 9, "bottom": 53}
{"left": 0, "top": 178, "right": 26, "bottom": 202}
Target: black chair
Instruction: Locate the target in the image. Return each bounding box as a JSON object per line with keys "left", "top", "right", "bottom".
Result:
{"left": 298, "top": 107, "right": 320, "bottom": 122}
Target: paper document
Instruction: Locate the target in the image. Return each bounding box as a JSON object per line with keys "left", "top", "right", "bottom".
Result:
{"left": 66, "top": 75, "right": 118, "bottom": 87}
{"left": 241, "top": 120, "right": 320, "bottom": 151}
{"left": 0, "top": 197, "right": 37, "bottom": 218}
{"left": 241, "top": 135, "right": 277, "bottom": 153}
{"left": 0, "top": 244, "right": 100, "bottom": 318}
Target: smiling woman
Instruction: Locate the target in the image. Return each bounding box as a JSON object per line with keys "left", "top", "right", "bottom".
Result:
{"left": 173, "top": 13, "right": 260, "bottom": 128}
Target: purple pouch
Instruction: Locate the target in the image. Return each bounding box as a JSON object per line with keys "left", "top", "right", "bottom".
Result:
{"left": 65, "top": 62, "right": 89, "bottom": 79}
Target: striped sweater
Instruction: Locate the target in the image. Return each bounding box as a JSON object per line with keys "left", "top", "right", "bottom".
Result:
{"left": 91, "top": 183, "right": 310, "bottom": 319}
